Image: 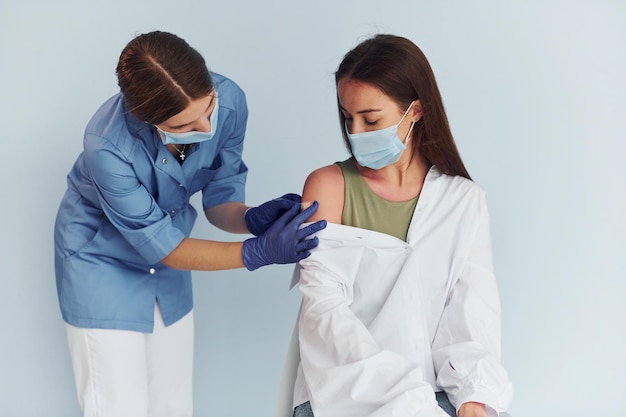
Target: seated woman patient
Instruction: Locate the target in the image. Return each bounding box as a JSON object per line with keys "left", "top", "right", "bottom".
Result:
{"left": 284, "top": 34, "right": 514, "bottom": 417}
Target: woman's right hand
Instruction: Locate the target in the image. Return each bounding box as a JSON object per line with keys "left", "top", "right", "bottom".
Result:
{"left": 241, "top": 202, "right": 327, "bottom": 271}
{"left": 458, "top": 402, "right": 487, "bottom": 417}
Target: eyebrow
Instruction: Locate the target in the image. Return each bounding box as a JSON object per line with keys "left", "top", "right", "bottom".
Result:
{"left": 340, "top": 105, "right": 383, "bottom": 115}
{"left": 167, "top": 94, "right": 216, "bottom": 130}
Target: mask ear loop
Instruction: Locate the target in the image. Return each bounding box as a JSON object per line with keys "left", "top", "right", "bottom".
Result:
{"left": 403, "top": 121, "right": 416, "bottom": 145}
{"left": 401, "top": 100, "right": 419, "bottom": 145}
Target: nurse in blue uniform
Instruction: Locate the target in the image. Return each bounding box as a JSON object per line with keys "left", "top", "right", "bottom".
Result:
{"left": 54, "top": 30, "right": 326, "bottom": 417}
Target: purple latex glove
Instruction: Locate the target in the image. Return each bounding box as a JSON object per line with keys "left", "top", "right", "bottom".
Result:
{"left": 245, "top": 193, "right": 302, "bottom": 236}
{"left": 242, "top": 201, "right": 327, "bottom": 271}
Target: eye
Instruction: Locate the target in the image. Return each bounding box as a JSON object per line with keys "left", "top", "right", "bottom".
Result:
{"left": 365, "top": 119, "right": 378, "bottom": 126}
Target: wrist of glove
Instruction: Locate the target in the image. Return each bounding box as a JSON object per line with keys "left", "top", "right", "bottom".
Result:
{"left": 241, "top": 201, "right": 327, "bottom": 271}
{"left": 245, "top": 193, "right": 302, "bottom": 236}
{"left": 241, "top": 236, "right": 273, "bottom": 271}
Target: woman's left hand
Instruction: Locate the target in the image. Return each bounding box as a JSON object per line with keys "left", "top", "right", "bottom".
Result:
{"left": 458, "top": 402, "right": 487, "bottom": 417}
{"left": 241, "top": 201, "right": 326, "bottom": 270}
{"left": 245, "top": 193, "right": 302, "bottom": 236}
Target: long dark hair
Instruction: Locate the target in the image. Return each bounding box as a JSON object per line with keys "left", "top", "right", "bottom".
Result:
{"left": 116, "top": 31, "right": 214, "bottom": 125}
{"left": 336, "top": 34, "right": 471, "bottom": 180}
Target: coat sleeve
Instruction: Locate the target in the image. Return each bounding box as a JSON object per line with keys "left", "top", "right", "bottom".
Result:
{"left": 201, "top": 77, "right": 248, "bottom": 209}
{"left": 84, "top": 134, "right": 185, "bottom": 264}
{"left": 297, "top": 237, "right": 448, "bottom": 417}
{"left": 431, "top": 198, "right": 513, "bottom": 414}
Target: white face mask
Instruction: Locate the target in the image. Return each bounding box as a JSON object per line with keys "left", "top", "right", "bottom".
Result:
{"left": 346, "top": 101, "right": 416, "bottom": 169}
{"left": 156, "top": 96, "right": 220, "bottom": 145}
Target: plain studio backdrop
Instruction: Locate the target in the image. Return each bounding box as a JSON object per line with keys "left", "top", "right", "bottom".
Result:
{"left": 1, "top": 1, "right": 624, "bottom": 416}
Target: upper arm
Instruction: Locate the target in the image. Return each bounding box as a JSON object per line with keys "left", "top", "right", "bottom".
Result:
{"left": 85, "top": 135, "right": 160, "bottom": 224}
{"left": 201, "top": 84, "right": 248, "bottom": 210}
{"left": 301, "top": 164, "right": 344, "bottom": 224}
{"left": 84, "top": 135, "right": 185, "bottom": 264}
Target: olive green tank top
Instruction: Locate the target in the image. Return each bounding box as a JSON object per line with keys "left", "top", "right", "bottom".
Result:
{"left": 338, "top": 158, "right": 418, "bottom": 242}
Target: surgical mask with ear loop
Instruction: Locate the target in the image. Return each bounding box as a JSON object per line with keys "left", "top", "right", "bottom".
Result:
{"left": 156, "top": 95, "right": 220, "bottom": 145}
{"left": 346, "top": 101, "right": 417, "bottom": 170}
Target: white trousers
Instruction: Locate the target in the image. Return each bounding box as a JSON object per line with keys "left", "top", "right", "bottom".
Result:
{"left": 65, "top": 303, "right": 194, "bottom": 417}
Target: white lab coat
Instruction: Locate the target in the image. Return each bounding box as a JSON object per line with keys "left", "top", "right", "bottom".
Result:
{"left": 276, "top": 167, "right": 513, "bottom": 417}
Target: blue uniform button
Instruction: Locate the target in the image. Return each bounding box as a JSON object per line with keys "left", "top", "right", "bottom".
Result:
{"left": 149, "top": 268, "right": 156, "bottom": 275}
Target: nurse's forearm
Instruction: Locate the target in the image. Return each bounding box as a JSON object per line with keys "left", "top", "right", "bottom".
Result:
{"left": 160, "top": 237, "right": 245, "bottom": 271}
{"left": 204, "top": 202, "right": 249, "bottom": 233}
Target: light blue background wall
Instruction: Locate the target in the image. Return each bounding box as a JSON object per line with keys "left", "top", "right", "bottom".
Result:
{"left": 1, "top": 1, "right": 624, "bottom": 416}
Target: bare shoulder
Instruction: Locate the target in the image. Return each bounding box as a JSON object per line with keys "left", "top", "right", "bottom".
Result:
{"left": 302, "top": 164, "right": 344, "bottom": 224}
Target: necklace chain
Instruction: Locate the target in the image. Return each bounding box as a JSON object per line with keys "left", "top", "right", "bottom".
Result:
{"left": 171, "top": 144, "right": 188, "bottom": 161}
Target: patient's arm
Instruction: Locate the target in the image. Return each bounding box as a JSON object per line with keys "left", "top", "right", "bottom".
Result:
{"left": 301, "top": 164, "right": 344, "bottom": 224}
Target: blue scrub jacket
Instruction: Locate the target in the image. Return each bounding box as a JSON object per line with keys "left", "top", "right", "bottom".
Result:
{"left": 54, "top": 72, "right": 248, "bottom": 332}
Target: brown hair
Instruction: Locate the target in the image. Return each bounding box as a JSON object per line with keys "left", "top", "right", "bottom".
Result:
{"left": 116, "top": 31, "right": 214, "bottom": 125}
{"left": 335, "top": 34, "right": 471, "bottom": 180}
